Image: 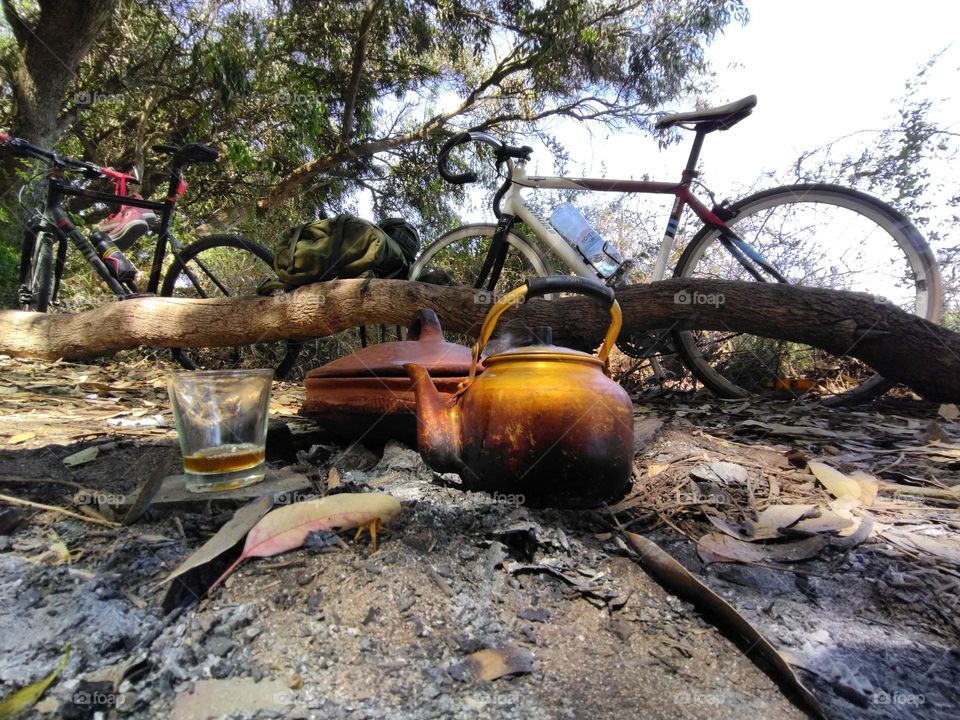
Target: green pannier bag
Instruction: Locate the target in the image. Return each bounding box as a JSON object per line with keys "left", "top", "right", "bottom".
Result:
{"left": 262, "top": 214, "right": 415, "bottom": 293}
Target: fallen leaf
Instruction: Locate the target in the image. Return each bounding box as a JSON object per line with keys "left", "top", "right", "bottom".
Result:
{"left": 697, "top": 532, "right": 827, "bottom": 564}
{"left": 828, "top": 496, "right": 861, "bottom": 531}
{"left": 647, "top": 463, "right": 671, "bottom": 477}
{"left": 62, "top": 447, "right": 98, "bottom": 467}
{"left": 122, "top": 449, "right": 178, "bottom": 525}
{"left": 706, "top": 513, "right": 750, "bottom": 540}
{"left": 791, "top": 510, "right": 854, "bottom": 534}
{"left": 209, "top": 493, "right": 402, "bottom": 592}
{"left": 921, "top": 420, "right": 950, "bottom": 444}
{"left": 939, "top": 403, "right": 959, "bottom": 421}
{"left": 7, "top": 432, "right": 34, "bottom": 445}
{"left": 691, "top": 461, "right": 748, "bottom": 486}
{"left": 622, "top": 532, "right": 827, "bottom": 719}
{"left": 751, "top": 504, "right": 817, "bottom": 539}
{"left": 0, "top": 644, "right": 69, "bottom": 719}
{"left": 450, "top": 646, "right": 535, "bottom": 682}
{"left": 159, "top": 495, "right": 275, "bottom": 587}
{"left": 809, "top": 461, "right": 858, "bottom": 498}
{"left": 849, "top": 470, "right": 879, "bottom": 506}
{"left": 697, "top": 533, "right": 767, "bottom": 564}
{"left": 327, "top": 466, "right": 341, "bottom": 491}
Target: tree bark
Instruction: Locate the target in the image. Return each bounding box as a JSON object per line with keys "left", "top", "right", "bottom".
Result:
{"left": 0, "top": 279, "right": 957, "bottom": 401}
{"left": 3, "top": 0, "right": 117, "bottom": 146}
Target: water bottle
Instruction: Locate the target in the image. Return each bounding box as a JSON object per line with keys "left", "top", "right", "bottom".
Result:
{"left": 91, "top": 230, "right": 138, "bottom": 284}
{"left": 549, "top": 202, "right": 624, "bottom": 279}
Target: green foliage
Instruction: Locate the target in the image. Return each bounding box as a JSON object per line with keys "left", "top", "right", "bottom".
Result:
{"left": 0, "top": 0, "right": 746, "bottom": 305}
{"left": 789, "top": 54, "right": 958, "bottom": 328}
{"left": 1, "top": 0, "right": 745, "bottom": 229}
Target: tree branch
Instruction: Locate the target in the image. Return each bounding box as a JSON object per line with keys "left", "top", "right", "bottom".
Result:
{"left": 339, "top": 0, "right": 382, "bottom": 148}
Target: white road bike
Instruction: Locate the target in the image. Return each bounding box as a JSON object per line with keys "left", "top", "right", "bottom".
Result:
{"left": 410, "top": 96, "right": 943, "bottom": 405}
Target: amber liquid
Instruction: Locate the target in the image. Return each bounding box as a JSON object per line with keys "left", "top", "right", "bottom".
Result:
{"left": 183, "top": 443, "right": 265, "bottom": 474}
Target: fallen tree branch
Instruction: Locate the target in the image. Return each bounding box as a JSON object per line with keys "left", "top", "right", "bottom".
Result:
{"left": 0, "top": 278, "right": 958, "bottom": 400}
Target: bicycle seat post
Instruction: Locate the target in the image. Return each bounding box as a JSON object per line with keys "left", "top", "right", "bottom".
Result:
{"left": 681, "top": 129, "right": 707, "bottom": 186}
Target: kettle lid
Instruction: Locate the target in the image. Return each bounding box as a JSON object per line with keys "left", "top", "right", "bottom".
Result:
{"left": 484, "top": 325, "right": 601, "bottom": 366}
{"left": 305, "top": 309, "right": 480, "bottom": 379}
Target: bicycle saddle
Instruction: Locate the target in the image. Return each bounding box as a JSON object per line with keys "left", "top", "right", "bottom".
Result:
{"left": 655, "top": 95, "right": 757, "bottom": 132}
{"left": 153, "top": 142, "right": 219, "bottom": 164}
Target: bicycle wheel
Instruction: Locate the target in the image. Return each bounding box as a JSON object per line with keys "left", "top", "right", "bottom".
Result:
{"left": 19, "top": 228, "right": 55, "bottom": 312}
{"left": 672, "top": 183, "right": 943, "bottom": 405}
{"left": 160, "top": 234, "right": 302, "bottom": 378}
{"left": 410, "top": 223, "right": 551, "bottom": 295}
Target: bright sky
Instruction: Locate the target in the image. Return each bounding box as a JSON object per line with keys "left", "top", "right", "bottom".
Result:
{"left": 544, "top": 0, "right": 959, "bottom": 198}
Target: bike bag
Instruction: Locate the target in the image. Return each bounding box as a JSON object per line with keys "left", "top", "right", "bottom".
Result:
{"left": 260, "top": 214, "right": 420, "bottom": 293}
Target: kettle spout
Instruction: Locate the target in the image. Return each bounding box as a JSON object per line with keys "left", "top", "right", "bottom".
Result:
{"left": 404, "top": 363, "right": 462, "bottom": 473}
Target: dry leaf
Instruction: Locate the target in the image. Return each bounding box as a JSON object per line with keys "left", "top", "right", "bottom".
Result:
{"left": 62, "top": 447, "right": 98, "bottom": 467}
{"left": 792, "top": 510, "right": 854, "bottom": 534}
{"left": 849, "top": 470, "right": 879, "bottom": 506}
{"left": 622, "top": 531, "right": 827, "bottom": 719}
{"left": 451, "top": 646, "right": 535, "bottom": 682}
{"left": 209, "top": 493, "right": 402, "bottom": 592}
{"left": 698, "top": 532, "right": 827, "bottom": 564}
{"left": 828, "top": 496, "right": 861, "bottom": 534}
{"left": 327, "top": 466, "right": 342, "bottom": 491}
{"left": 809, "top": 461, "right": 860, "bottom": 499}
{"left": 751, "top": 504, "right": 817, "bottom": 539}
{"left": 159, "top": 495, "right": 275, "bottom": 586}
{"left": 647, "top": 463, "right": 671, "bottom": 477}
{"left": 7, "top": 432, "right": 35, "bottom": 445}
{"left": 697, "top": 533, "right": 768, "bottom": 563}
{"left": 939, "top": 403, "right": 959, "bottom": 421}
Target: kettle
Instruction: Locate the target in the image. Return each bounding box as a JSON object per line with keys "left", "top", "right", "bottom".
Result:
{"left": 405, "top": 276, "right": 635, "bottom": 507}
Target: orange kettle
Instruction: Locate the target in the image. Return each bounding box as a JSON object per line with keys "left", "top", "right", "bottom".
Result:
{"left": 405, "top": 277, "right": 634, "bottom": 507}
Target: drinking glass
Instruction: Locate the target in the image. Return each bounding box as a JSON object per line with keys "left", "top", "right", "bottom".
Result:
{"left": 167, "top": 369, "right": 272, "bottom": 492}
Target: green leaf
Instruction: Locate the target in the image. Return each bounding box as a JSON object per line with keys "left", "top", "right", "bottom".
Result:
{"left": 0, "top": 645, "right": 70, "bottom": 719}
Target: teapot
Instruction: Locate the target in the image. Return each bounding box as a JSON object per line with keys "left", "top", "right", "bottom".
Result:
{"left": 405, "top": 276, "right": 634, "bottom": 507}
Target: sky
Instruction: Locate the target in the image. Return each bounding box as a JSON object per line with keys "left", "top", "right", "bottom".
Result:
{"left": 530, "top": 0, "right": 958, "bottom": 208}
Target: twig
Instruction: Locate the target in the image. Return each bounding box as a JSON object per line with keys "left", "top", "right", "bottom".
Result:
{"left": 0, "top": 493, "right": 120, "bottom": 528}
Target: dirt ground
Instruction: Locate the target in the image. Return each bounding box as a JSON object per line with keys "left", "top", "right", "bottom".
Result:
{"left": 0, "top": 354, "right": 958, "bottom": 719}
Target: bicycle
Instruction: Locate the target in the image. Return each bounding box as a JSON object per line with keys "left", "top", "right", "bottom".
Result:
{"left": 411, "top": 95, "right": 944, "bottom": 405}
{"left": 0, "top": 132, "right": 301, "bottom": 378}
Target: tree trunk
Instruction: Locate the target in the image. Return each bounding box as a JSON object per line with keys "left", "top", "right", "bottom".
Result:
{"left": 0, "top": 279, "right": 957, "bottom": 401}
{"left": 3, "top": 0, "right": 117, "bottom": 146}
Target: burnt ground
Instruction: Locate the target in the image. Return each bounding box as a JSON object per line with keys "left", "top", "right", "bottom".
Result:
{"left": 0, "top": 354, "right": 958, "bottom": 719}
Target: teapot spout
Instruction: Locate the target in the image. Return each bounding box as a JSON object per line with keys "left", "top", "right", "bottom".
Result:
{"left": 404, "top": 363, "right": 463, "bottom": 473}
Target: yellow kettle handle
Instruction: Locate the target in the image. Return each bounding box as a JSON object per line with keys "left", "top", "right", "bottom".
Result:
{"left": 465, "top": 276, "right": 623, "bottom": 385}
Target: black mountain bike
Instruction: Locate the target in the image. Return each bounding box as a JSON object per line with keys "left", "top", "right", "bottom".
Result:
{"left": 1, "top": 132, "right": 300, "bottom": 377}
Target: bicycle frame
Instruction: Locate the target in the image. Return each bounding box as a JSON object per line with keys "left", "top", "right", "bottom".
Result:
{"left": 496, "top": 130, "right": 785, "bottom": 285}
{"left": 28, "top": 158, "right": 195, "bottom": 303}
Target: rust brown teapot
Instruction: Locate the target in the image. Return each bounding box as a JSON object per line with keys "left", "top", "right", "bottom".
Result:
{"left": 405, "top": 277, "right": 634, "bottom": 507}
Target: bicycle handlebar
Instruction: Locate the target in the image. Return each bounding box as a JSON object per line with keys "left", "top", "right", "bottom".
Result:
{"left": 437, "top": 131, "right": 532, "bottom": 185}
{"left": 0, "top": 131, "right": 104, "bottom": 179}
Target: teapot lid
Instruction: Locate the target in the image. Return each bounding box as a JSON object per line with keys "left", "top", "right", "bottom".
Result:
{"left": 305, "top": 309, "right": 481, "bottom": 379}
{"left": 484, "top": 327, "right": 603, "bottom": 368}
{"left": 485, "top": 344, "right": 602, "bottom": 367}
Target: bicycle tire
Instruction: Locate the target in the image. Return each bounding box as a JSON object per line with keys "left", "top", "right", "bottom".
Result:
{"left": 410, "top": 223, "right": 551, "bottom": 295}
{"left": 20, "top": 229, "right": 55, "bottom": 312}
{"left": 672, "top": 183, "right": 943, "bottom": 405}
{"left": 160, "top": 234, "right": 302, "bottom": 378}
